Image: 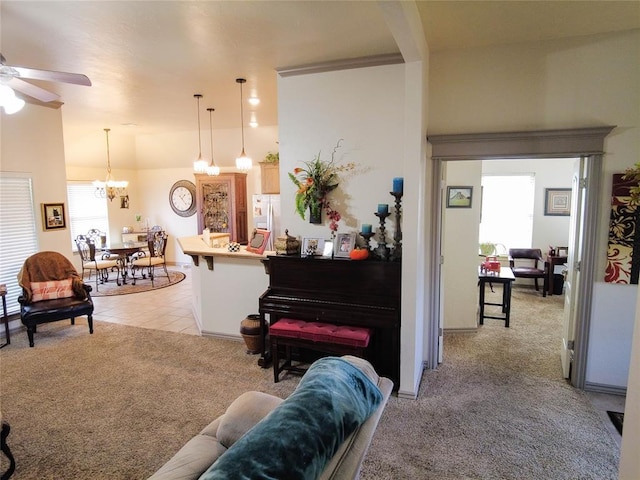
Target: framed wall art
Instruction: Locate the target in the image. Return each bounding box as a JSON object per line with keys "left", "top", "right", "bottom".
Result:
{"left": 41, "top": 203, "right": 67, "bottom": 231}
{"left": 544, "top": 188, "right": 571, "bottom": 216}
{"left": 446, "top": 186, "right": 473, "bottom": 208}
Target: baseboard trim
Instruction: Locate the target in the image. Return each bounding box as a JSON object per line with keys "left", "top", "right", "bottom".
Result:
{"left": 584, "top": 382, "right": 627, "bottom": 396}
{"left": 200, "top": 331, "right": 242, "bottom": 342}
{"left": 443, "top": 327, "right": 478, "bottom": 334}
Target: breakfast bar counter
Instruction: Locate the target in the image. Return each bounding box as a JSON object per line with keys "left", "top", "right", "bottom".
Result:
{"left": 178, "top": 235, "right": 273, "bottom": 338}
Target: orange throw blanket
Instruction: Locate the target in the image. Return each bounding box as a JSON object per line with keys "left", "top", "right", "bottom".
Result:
{"left": 17, "top": 251, "right": 87, "bottom": 303}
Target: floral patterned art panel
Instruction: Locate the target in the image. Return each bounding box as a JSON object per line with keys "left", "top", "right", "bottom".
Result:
{"left": 606, "top": 173, "right": 640, "bottom": 284}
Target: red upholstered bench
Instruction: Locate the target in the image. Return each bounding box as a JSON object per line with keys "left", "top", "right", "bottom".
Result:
{"left": 269, "top": 318, "right": 373, "bottom": 382}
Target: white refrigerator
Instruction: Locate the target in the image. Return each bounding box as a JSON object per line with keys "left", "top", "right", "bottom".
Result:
{"left": 252, "top": 194, "right": 281, "bottom": 251}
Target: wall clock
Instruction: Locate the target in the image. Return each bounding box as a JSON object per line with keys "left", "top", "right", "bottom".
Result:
{"left": 169, "top": 180, "right": 197, "bottom": 217}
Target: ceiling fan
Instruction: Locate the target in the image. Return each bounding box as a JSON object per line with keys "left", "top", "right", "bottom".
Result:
{"left": 0, "top": 53, "right": 91, "bottom": 104}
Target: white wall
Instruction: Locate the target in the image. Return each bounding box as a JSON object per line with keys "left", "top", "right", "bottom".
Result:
{"left": 278, "top": 61, "right": 428, "bottom": 396}
{"left": 430, "top": 30, "right": 640, "bottom": 388}
{"left": 2, "top": 103, "right": 74, "bottom": 257}
{"left": 442, "top": 161, "right": 482, "bottom": 330}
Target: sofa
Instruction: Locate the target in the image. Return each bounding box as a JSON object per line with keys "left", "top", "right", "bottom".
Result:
{"left": 149, "top": 355, "right": 393, "bottom": 480}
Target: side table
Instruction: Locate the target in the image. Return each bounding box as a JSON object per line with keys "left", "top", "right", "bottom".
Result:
{"left": 0, "top": 286, "right": 9, "bottom": 348}
{"left": 545, "top": 255, "right": 568, "bottom": 296}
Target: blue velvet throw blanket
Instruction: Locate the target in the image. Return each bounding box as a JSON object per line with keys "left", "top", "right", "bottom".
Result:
{"left": 199, "top": 357, "right": 383, "bottom": 480}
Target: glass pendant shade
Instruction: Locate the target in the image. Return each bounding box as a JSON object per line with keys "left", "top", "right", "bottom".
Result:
{"left": 94, "top": 128, "right": 128, "bottom": 201}
{"left": 235, "top": 78, "right": 252, "bottom": 171}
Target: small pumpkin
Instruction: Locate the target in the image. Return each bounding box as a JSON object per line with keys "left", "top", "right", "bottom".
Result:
{"left": 349, "top": 247, "right": 369, "bottom": 261}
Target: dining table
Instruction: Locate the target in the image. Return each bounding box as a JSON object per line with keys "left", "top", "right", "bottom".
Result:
{"left": 103, "top": 241, "right": 147, "bottom": 284}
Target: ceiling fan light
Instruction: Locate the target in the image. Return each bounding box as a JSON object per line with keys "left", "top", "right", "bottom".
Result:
{"left": 0, "top": 84, "right": 15, "bottom": 103}
{"left": 3, "top": 95, "right": 25, "bottom": 114}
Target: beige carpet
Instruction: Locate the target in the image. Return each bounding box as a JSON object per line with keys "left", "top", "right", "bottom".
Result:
{"left": 0, "top": 285, "right": 620, "bottom": 479}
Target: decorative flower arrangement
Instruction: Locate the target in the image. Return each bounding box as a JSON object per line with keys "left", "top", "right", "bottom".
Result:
{"left": 288, "top": 140, "right": 354, "bottom": 234}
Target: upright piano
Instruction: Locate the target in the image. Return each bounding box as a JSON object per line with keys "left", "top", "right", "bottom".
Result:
{"left": 259, "top": 255, "right": 401, "bottom": 389}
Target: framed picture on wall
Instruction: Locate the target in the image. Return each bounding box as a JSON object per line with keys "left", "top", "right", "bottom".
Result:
{"left": 446, "top": 186, "right": 473, "bottom": 208}
{"left": 41, "top": 203, "right": 67, "bottom": 231}
{"left": 544, "top": 188, "right": 571, "bottom": 216}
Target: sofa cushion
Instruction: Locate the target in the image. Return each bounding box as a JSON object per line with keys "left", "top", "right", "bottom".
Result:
{"left": 198, "top": 356, "right": 383, "bottom": 480}
{"left": 30, "top": 279, "right": 74, "bottom": 302}
{"left": 216, "top": 391, "right": 283, "bottom": 448}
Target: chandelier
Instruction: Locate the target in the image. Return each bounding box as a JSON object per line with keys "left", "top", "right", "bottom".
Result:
{"left": 206, "top": 107, "right": 220, "bottom": 176}
{"left": 193, "top": 93, "right": 208, "bottom": 174}
{"left": 93, "top": 128, "right": 128, "bottom": 201}
{"left": 235, "top": 78, "right": 252, "bottom": 171}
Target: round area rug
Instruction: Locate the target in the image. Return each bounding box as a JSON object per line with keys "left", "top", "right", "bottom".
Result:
{"left": 89, "top": 270, "right": 186, "bottom": 297}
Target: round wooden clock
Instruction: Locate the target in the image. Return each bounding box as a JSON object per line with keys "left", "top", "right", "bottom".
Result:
{"left": 169, "top": 180, "right": 197, "bottom": 217}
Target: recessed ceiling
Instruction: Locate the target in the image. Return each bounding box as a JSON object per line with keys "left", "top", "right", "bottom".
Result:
{"left": 2, "top": 0, "right": 638, "bottom": 167}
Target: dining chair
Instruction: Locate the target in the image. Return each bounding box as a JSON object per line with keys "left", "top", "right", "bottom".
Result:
{"left": 130, "top": 231, "right": 169, "bottom": 286}
{"left": 508, "top": 248, "right": 547, "bottom": 297}
{"left": 74, "top": 235, "right": 121, "bottom": 291}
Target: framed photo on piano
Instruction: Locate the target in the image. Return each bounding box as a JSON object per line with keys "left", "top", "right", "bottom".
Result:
{"left": 302, "top": 237, "right": 324, "bottom": 257}
{"left": 335, "top": 233, "right": 356, "bottom": 258}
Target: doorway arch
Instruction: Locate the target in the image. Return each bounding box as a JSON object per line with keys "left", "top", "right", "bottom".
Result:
{"left": 427, "top": 126, "right": 615, "bottom": 388}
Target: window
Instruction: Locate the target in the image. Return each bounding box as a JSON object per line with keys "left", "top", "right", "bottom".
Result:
{"left": 479, "top": 174, "right": 535, "bottom": 253}
{"left": 0, "top": 174, "right": 39, "bottom": 315}
{"left": 67, "top": 182, "right": 109, "bottom": 249}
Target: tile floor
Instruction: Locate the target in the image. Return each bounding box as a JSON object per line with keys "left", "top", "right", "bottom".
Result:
{"left": 93, "top": 267, "right": 625, "bottom": 445}
{"left": 92, "top": 264, "right": 199, "bottom": 336}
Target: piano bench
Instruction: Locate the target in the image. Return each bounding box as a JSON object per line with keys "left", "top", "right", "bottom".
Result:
{"left": 270, "top": 318, "right": 372, "bottom": 383}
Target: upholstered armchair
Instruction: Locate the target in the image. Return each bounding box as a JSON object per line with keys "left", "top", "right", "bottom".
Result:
{"left": 130, "top": 231, "right": 169, "bottom": 286}
{"left": 75, "top": 235, "right": 120, "bottom": 291}
{"left": 508, "top": 248, "right": 547, "bottom": 297}
{"left": 17, "top": 251, "right": 94, "bottom": 347}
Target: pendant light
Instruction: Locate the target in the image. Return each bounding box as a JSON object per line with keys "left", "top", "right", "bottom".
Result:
{"left": 235, "top": 78, "right": 252, "bottom": 171}
{"left": 206, "top": 107, "right": 220, "bottom": 176}
{"left": 93, "top": 128, "right": 128, "bottom": 201}
{"left": 193, "top": 94, "right": 208, "bottom": 174}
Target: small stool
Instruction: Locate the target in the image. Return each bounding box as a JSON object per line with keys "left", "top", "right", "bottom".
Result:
{"left": 270, "top": 318, "right": 372, "bottom": 382}
{"left": 0, "top": 285, "right": 9, "bottom": 348}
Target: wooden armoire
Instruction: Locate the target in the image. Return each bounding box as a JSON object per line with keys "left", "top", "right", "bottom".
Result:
{"left": 195, "top": 173, "right": 248, "bottom": 244}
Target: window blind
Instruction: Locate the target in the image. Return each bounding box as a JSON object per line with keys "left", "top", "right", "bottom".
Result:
{"left": 0, "top": 174, "right": 39, "bottom": 315}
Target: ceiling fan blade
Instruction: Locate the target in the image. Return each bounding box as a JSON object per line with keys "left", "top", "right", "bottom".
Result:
{"left": 12, "top": 66, "right": 91, "bottom": 86}
{"left": 8, "top": 77, "right": 60, "bottom": 102}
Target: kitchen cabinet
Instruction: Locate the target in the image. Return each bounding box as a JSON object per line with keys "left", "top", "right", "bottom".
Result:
{"left": 259, "top": 162, "right": 280, "bottom": 194}
{"left": 195, "top": 173, "right": 248, "bottom": 244}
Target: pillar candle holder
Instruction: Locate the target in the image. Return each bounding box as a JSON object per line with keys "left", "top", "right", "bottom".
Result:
{"left": 373, "top": 211, "right": 391, "bottom": 261}
{"left": 359, "top": 231, "right": 375, "bottom": 252}
{"left": 390, "top": 192, "right": 403, "bottom": 261}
